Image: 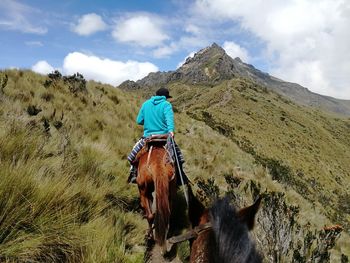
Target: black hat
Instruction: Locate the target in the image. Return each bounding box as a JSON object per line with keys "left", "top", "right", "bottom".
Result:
{"left": 156, "top": 88, "right": 172, "bottom": 98}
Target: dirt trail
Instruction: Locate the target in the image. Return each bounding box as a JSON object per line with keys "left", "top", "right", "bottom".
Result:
{"left": 144, "top": 240, "right": 184, "bottom": 263}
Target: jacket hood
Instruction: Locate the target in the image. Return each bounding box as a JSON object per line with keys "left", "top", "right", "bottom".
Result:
{"left": 150, "top": 96, "right": 167, "bottom": 105}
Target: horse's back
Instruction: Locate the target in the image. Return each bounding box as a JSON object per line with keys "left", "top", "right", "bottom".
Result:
{"left": 138, "top": 146, "right": 173, "bottom": 181}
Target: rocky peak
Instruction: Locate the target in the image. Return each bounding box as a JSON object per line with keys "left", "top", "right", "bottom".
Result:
{"left": 192, "top": 42, "right": 225, "bottom": 57}
{"left": 119, "top": 42, "right": 285, "bottom": 89}
{"left": 123, "top": 43, "right": 240, "bottom": 89}
{"left": 180, "top": 42, "right": 229, "bottom": 69}
{"left": 175, "top": 43, "right": 239, "bottom": 84}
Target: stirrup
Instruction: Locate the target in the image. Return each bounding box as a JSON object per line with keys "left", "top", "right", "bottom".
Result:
{"left": 127, "top": 170, "right": 137, "bottom": 184}
{"left": 129, "top": 176, "right": 137, "bottom": 184}
{"left": 127, "top": 173, "right": 137, "bottom": 184}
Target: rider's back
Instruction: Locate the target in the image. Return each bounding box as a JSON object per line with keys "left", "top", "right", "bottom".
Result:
{"left": 137, "top": 96, "right": 174, "bottom": 137}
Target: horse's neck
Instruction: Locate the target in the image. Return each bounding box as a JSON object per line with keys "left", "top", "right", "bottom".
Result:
{"left": 190, "top": 211, "right": 215, "bottom": 263}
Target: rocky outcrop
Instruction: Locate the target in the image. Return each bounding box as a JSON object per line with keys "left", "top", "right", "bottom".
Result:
{"left": 118, "top": 80, "right": 141, "bottom": 90}
{"left": 174, "top": 43, "right": 237, "bottom": 84}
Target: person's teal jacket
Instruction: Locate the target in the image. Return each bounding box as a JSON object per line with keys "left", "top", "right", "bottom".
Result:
{"left": 136, "top": 96, "right": 174, "bottom": 137}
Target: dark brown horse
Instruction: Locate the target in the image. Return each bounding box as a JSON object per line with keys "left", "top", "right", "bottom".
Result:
{"left": 136, "top": 137, "right": 177, "bottom": 250}
{"left": 188, "top": 188, "right": 262, "bottom": 263}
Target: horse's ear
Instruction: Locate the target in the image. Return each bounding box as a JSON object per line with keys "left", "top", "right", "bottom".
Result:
{"left": 238, "top": 196, "right": 262, "bottom": 230}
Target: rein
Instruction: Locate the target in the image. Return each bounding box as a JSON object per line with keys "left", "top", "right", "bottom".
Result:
{"left": 167, "top": 222, "right": 212, "bottom": 244}
{"left": 170, "top": 136, "right": 189, "bottom": 206}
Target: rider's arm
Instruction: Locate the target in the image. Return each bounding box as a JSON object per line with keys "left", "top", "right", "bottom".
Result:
{"left": 164, "top": 102, "right": 174, "bottom": 134}
{"left": 136, "top": 104, "right": 144, "bottom": 125}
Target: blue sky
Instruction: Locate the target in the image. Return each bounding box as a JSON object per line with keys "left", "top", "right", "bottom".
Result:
{"left": 1, "top": 0, "right": 349, "bottom": 99}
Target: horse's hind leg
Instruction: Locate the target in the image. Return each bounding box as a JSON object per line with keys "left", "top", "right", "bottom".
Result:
{"left": 139, "top": 187, "right": 155, "bottom": 238}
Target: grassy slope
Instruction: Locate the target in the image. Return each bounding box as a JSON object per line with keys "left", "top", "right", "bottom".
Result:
{"left": 0, "top": 70, "right": 146, "bottom": 262}
{"left": 0, "top": 70, "right": 349, "bottom": 262}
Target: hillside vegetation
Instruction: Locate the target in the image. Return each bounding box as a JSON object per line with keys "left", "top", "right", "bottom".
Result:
{"left": 0, "top": 69, "right": 349, "bottom": 262}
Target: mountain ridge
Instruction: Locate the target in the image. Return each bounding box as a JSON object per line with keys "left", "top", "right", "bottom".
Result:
{"left": 119, "top": 43, "right": 350, "bottom": 116}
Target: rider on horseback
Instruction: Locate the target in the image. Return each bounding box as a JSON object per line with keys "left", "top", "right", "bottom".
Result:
{"left": 127, "top": 87, "right": 188, "bottom": 185}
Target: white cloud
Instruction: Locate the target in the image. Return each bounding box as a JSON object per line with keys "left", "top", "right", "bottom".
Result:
{"left": 185, "top": 24, "right": 201, "bottom": 35}
{"left": 112, "top": 15, "right": 169, "bottom": 47}
{"left": 25, "top": 41, "right": 43, "bottom": 47}
{"left": 63, "top": 52, "right": 158, "bottom": 86}
{"left": 223, "top": 41, "right": 250, "bottom": 62}
{"left": 194, "top": 0, "right": 350, "bottom": 99}
{"left": 153, "top": 42, "right": 179, "bottom": 58}
{"left": 32, "top": 60, "right": 54, "bottom": 74}
{"left": 0, "top": 0, "right": 47, "bottom": 34}
{"left": 72, "top": 13, "right": 107, "bottom": 36}
{"left": 178, "top": 35, "right": 208, "bottom": 49}
{"left": 153, "top": 46, "right": 175, "bottom": 58}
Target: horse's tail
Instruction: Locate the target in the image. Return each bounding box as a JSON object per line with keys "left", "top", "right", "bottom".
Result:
{"left": 154, "top": 163, "right": 171, "bottom": 246}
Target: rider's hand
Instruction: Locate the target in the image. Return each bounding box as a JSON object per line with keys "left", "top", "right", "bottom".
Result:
{"left": 169, "top": 132, "right": 174, "bottom": 138}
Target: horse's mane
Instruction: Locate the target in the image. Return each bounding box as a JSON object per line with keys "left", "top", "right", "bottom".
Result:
{"left": 209, "top": 197, "right": 262, "bottom": 263}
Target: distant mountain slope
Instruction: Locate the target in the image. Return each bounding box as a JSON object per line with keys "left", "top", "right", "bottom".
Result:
{"left": 120, "top": 43, "right": 350, "bottom": 116}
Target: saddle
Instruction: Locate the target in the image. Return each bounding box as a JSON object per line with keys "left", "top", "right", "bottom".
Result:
{"left": 136, "top": 134, "right": 171, "bottom": 161}
{"left": 145, "top": 134, "right": 169, "bottom": 143}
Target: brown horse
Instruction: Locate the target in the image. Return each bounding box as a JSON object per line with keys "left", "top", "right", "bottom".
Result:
{"left": 188, "top": 188, "right": 262, "bottom": 263}
{"left": 136, "top": 138, "right": 177, "bottom": 249}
